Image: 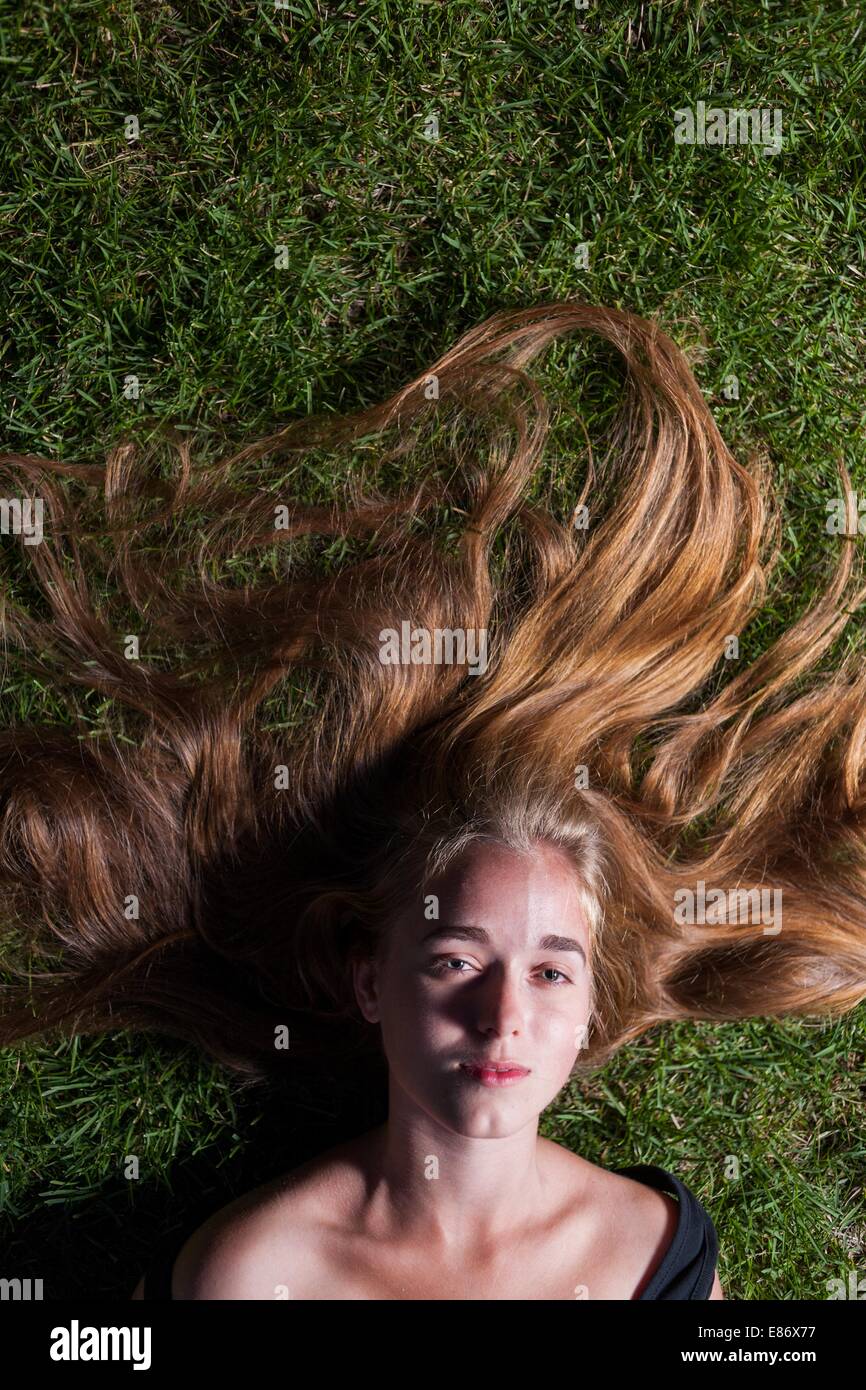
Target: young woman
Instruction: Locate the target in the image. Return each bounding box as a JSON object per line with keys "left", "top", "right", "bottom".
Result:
{"left": 132, "top": 835, "right": 722, "bottom": 1300}
{"left": 2, "top": 302, "right": 864, "bottom": 1299}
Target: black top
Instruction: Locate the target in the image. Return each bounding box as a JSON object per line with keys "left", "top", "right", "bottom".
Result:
{"left": 139, "top": 1161, "right": 718, "bottom": 1301}
{"left": 613, "top": 1163, "right": 719, "bottom": 1300}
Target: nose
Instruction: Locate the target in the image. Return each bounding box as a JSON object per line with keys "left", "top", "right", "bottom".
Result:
{"left": 473, "top": 961, "right": 526, "bottom": 1037}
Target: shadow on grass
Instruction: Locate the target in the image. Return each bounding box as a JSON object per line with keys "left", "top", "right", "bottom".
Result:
{"left": 4, "top": 1047, "right": 390, "bottom": 1300}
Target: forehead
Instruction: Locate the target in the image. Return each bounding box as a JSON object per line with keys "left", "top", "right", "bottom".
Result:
{"left": 420, "top": 840, "right": 590, "bottom": 954}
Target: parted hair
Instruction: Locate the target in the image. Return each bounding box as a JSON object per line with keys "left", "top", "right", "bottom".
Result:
{"left": 1, "top": 301, "right": 865, "bottom": 1089}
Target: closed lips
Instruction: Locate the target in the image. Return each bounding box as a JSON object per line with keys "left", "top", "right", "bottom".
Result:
{"left": 462, "top": 1061, "right": 529, "bottom": 1071}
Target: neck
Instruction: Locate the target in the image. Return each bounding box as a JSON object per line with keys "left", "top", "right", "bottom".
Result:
{"left": 357, "top": 1084, "right": 558, "bottom": 1257}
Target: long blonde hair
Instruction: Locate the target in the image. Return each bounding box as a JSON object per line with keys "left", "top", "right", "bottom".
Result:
{"left": 1, "top": 301, "right": 864, "bottom": 1087}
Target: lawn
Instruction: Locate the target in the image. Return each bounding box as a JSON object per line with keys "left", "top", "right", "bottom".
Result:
{"left": 1, "top": 0, "right": 864, "bottom": 1300}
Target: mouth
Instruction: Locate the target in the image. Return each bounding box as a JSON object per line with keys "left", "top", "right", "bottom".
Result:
{"left": 459, "top": 1061, "right": 531, "bottom": 1087}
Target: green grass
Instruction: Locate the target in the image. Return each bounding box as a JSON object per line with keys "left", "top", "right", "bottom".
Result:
{"left": 1, "top": 0, "right": 865, "bottom": 1299}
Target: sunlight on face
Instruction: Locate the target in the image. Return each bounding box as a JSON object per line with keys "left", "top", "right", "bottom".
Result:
{"left": 365, "top": 840, "right": 593, "bottom": 1139}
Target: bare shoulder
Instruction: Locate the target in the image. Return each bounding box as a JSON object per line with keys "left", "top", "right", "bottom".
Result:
{"left": 542, "top": 1143, "right": 681, "bottom": 1299}
{"left": 562, "top": 1153, "right": 724, "bottom": 1300}
{"left": 169, "top": 1136, "right": 369, "bottom": 1300}
{"left": 545, "top": 1142, "right": 679, "bottom": 1235}
{"left": 587, "top": 1160, "right": 680, "bottom": 1259}
{"left": 610, "top": 1166, "right": 725, "bottom": 1300}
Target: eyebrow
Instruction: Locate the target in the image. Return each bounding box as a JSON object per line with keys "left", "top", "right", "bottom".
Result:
{"left": 421, "top": 924, "right": 586, "bottom": 965}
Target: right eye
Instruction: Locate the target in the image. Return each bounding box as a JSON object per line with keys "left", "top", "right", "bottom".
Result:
{"left": 428, "top": 957, "right": 473, "bottom": 975}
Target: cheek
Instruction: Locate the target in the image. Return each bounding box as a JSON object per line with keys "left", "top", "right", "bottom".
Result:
{"left": 542, "top": 997, "right": 586, "bottom": 1037}
{"left": 378, "top": 960, "right": 441, "bottom": 1037}
{"left": 538, "top": 982, "right": 592, "bottom": 1046}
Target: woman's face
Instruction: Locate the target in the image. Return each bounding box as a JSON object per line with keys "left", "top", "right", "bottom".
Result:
{"left": 353, "top": 839, "right": 593, "bottom": 1138}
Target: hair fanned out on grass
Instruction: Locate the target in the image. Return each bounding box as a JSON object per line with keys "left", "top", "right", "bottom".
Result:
{"left": 1, "top": 301, "right": 865, "bottom": 1088}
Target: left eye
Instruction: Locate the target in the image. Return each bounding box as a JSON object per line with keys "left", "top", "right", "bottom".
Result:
{"left": 430, "top": 959, "right": 571, "bottom": 985}
{"left": 541, "top": 967, "right": 569, "bottom": 984}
